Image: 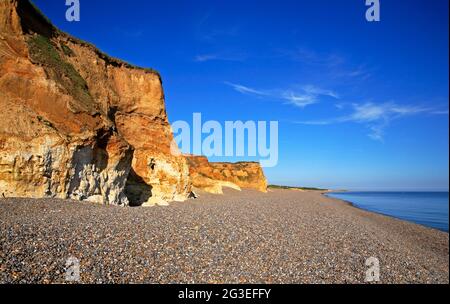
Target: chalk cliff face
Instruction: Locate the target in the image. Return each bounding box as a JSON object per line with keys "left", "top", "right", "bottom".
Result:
{"left": 0, "top": 0, "right": 189, "bottom": 205}
{"left": 186, "top": 155, "right": 268, "bottom": 194}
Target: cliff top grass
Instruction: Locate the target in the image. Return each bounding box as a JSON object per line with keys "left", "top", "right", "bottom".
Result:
{"left": 26, "top": 34, "right": 96, "bottom": 114}
{"left": 26, "top": 0, "right": 161, "bottom": 79}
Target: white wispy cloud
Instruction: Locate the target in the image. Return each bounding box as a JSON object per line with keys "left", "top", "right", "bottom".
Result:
{"left": 194, "top": 53, "right": 246, "bottom": 62}
{"left": 297, "top": 102, "right": 444, "bottom": 141}
{"left": 431, "top": 109, "right": 449, "bottom": 115}
{"left": 194, "top": 54, "right": 219, "bottom": 62}
{"left": 279, "top": 47, "right": 373, "bottom": 82}
{"left": 224, "top": 82, "right": 269, "bottom": 96}
{"left": 302, "top": 84, "right": 340, "bottom": 99}
{"left": 225, "top": 82, "right": 339, "bottom": 108}
{"left": 285, "top": 47, "right": 344, "bottom": 67}
{"left": 281, "top": 91, "right": 318, "bottom": 108}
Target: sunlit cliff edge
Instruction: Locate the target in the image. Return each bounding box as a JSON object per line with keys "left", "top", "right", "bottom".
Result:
{"left": 0, "top": 0, "right": 267, "bottom": 206}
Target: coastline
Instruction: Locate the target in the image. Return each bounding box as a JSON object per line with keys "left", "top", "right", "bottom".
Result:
{"left": 1, "top": 189, "right": 448, "bottom": 284}
{"left": 323, "top": 191, "right": 449, "bottom": 233}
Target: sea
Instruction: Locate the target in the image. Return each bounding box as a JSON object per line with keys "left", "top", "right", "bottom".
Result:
{"left": 326, "top": 192, "right": 449, "bottom": 232}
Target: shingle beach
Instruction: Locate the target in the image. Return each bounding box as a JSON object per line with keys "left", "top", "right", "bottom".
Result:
{"left": 1, "top": 189, "right": 448, "bottom": 284}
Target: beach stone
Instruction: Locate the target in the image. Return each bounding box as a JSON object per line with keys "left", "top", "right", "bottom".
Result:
{"left": 0, "top": 190, "right": 448, "bottom": 284}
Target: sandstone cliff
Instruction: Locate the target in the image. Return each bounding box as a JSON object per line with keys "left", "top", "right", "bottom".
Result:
{"left": 0, "top": 0, "right": 189, "bottom": 205}
{"left": 0, "top": 0, "right": 267, "bottom": 206}
{"left": 186, "top": 155, "right": 268, "bottom": 194}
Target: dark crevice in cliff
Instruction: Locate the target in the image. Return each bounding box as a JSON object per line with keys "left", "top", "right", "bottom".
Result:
{"left": 93, "top": 129, "right": 112, "bottom": 172}
{"left": 125, "top": 168, "right": 153, "bottom": 207}
{"left": 107, "top": 106, "right": 119, "bottom": 124}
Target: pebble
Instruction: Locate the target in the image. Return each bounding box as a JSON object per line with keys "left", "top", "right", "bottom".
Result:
{"left": 0, "top": 189, "right": 448, "bottom": 284}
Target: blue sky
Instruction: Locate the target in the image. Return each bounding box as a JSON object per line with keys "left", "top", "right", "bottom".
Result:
{"left": 34, "top": 0, "right": 449, "bottom": 191}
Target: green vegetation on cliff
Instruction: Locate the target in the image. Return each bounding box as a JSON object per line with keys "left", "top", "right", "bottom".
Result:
{"left": 26, "top": 34, "right": 97, "bottom": 114}
{"left": 268, "top": 185, "right": 328, "bottom": 191}
{"left": 26, "top": 0, "right": 160, "bottom": 79}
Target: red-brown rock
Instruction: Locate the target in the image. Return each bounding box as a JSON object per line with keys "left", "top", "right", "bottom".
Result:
{"left": 186, "top": 155, "right": 268, "bottom": 194}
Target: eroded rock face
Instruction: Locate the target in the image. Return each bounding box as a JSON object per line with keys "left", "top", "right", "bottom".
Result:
{"left": 0, "top": 0, "right": 267, "bottom": 206}
{"left": 60, "top": 33, "right": 191, "bottom": 205}
{"left": 186, "top": 155, "right": 268, "bottom": 194}
{"left": 0, "top": 0, "right": 190, "bottom": 205}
